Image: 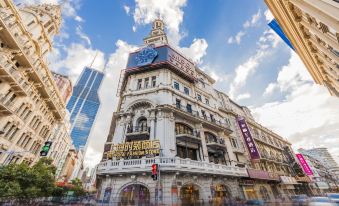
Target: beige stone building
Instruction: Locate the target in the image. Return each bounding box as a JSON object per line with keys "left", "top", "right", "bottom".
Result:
{"left": 96, "top": 20, "right": 311, "bottom": 205}
{"left": 265, "top": 0, "right": 339, "bottom": 97}
{"left": 0, "top": 0, "right": 72, "bottom": 169}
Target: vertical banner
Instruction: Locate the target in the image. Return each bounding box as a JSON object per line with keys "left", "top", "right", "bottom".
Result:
{"left": 296, "top": 153, "right": 313, "bottom": 176}
{"left": 237, "top": 116, "right": 261, "bottom": 160}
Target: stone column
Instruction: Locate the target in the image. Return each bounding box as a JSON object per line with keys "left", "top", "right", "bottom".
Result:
{"left": 222, "top": 133, "right": 237, "bottom": 166}
{"left": 197, "top": 124, "right": 209, "bottom": 162}
{"left": 149, "top": 110, "right": 156, "bottom": 140}
{"left": 156, "top": 110, "right": 176, "bottom": 157}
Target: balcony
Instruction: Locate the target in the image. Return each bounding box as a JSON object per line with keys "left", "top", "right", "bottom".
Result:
{"left": 170, "top": 104, "right": 232, "bottom": 133}
{"left": 206, "top": 137, "right": 227, "bottom": 149}
{"left": 0, "top": 95, "right": 15, "bottom": 116}
{"left": 176, "top": 130, "right": 201, "bottom": 144}
{"left": 97, "top": 156, "right": 248, "bottom": 177}
{"left": 126, "top": 126, "right": 150, "bottom": 141}
{"left": 0, "top": 54, "right": 28, "bottom": 96}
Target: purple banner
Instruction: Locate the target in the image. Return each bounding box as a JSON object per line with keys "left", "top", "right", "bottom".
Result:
{"left": 237, "top": 116, "right": 260, "bottom": 160}
{"left": 296, "top": 153, "right": 313, "bottom": 176}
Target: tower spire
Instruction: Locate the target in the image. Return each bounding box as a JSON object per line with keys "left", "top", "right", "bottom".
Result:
{"left": 143, "top": 19, "right": 168, "bottom": 46}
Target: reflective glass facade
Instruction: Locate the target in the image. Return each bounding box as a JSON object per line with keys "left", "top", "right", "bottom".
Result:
{"left": 67, "top": 67, "right": 104, "bottom": 148}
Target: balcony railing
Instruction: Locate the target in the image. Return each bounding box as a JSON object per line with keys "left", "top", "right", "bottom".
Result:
{"left": 0, "top": 95, "right": 15, "bottom": 115}
{"left": 174, "top": 104, "right": 230, "bottom": 129}
{"left": 176, "top": 130, "right": 201, "bottom": 143}
{"left": 126, "top": 126, "right": 150, "bottom": 134}
{"left": 97, "top": 157, "right": 248, "bottom": 177}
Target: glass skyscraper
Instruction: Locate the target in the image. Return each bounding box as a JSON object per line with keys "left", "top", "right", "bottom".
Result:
{"left": 67, "top": 67, "right": 104, "bottom": 148}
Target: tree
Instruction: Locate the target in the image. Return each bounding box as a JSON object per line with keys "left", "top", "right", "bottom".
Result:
{"left": 0, "top": 158, "right": 57, "bottom": 199}
{"left": 71, "top": 178, "right": 86, "bottom": 197}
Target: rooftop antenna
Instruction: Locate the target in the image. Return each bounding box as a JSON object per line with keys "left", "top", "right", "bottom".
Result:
{"left": 89, "top": 51, "right": 98, "bottom": 68}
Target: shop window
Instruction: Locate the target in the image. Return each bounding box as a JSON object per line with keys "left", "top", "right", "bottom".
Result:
{"left": 177, "top": 145, "right": 198, "bottom": 160}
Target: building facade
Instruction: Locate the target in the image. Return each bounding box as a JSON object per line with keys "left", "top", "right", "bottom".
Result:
{"left": 265, "top": 0, "right": 339, "bottom": 97}
{"left": 298, "top": 151, "right": 339, "bottom": 194}
{"left": 300, "top": 148, "right": 339, "bottom": 184}
{"left": 66, "top": 67, "right": 104, "bottom": 149}
{"left": 96, "top": 20, "right": 307, "bottom": 205}
{"left": 0, "top": 1, "right": 72, "bottom": 166}
{"left": 52, "top": 71, "right": 73, "bottom": 104}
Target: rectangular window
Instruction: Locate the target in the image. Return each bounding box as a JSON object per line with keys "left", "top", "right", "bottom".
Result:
{"left": 201, "top": 110, "right": 206, "bottom": 119}
{"left": 210, "top": 114, "right": 214, "bottom": 122}
{"left": 137, "top": 79, "right": 142, "bottom": 90}
{"left": 174, "top": 81, "right": 179, "bottom": 90}
{"left": 231, "top": 138, "right": 238, "bottom": 148}
{"left": 205, "top": 98, "right": 209, "bottom": 105}
{"left": 176, "top": 99, "right": 181, "bottom": 109}
{"left": 144, "top": 77, "right": 149, "bottom": 88}
{"left": 184, "top": 87, "right": 189, "bottom": 95}
{"left": 186, "top": 104, "right": 192, "bottom": 113}
{"left": 197, "top": 94, "right": 202, "bottom": 101}
{"left": 151, "top": 76, "right": 156, "bottom": 87}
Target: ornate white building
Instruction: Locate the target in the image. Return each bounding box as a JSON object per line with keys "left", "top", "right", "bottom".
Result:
{"left": 96, "top": 19, "right": 309, "bottom": 205}
{"left": 0, "top": 0, "right": 72, "bottom": 173}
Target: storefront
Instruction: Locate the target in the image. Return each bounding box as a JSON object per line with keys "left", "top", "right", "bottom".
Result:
{"left": 243, "top": 169, "right": 280, "bottom": 201}
{"left": 239, "top": 179, "right": 258, "bottom": 200}
{"left": 279, "top": 176, "right": 298, "bottom": 198}
{"left": 295, "top": 176, "right": 314, "bottom": 196}
{"left": 119, "top": 184, "right": 150, "bottom": 206}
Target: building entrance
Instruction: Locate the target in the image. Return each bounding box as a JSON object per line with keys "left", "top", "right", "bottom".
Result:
{"left": 119, "top": 184, "right": 150, "bottom": 206}
{"left": 212, "top": 184, "right": 231, "bottom": 205}
{"left": 180, "top": 184, "right": 201, "bottom": 206}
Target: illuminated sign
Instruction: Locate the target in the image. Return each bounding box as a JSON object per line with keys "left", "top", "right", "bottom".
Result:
{"left": 237, "top": 116, "right": 260, "bottom": 160}
{"left": 135, "top": 46, "right": 158, "bottom": 66}
{"left": 296, "top": 153, "right": 313, "bottom": 176}
{"left": 108, "top": 140, "right": 160, "bottom": 158}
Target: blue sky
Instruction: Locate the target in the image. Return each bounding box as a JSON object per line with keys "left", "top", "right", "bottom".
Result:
{"left": 18, "top": 0, "right": 339, "bottom": 167}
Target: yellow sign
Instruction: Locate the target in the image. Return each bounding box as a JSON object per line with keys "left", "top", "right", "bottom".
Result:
{"left": 108, "top": 140, "right": 160, "bottom": 158}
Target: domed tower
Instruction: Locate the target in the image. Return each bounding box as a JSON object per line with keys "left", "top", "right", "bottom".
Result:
{"left": 18, "top": 4, "right": 61, "bottom": 59}
{"left": 143, "top": 19, "right": 168, "bottom": 46}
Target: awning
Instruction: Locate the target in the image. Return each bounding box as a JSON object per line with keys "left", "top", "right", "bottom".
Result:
{"left": 280, "top": 176, "right": 299, "bottom": 185}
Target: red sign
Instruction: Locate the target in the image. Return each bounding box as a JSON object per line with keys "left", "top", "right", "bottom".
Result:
{"left": 296, "top": 153, "right": 313, "bottom": 176}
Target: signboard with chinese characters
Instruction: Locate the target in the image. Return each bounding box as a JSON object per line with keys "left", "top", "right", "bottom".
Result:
{"left": 296, "top": 153, "right": 313, "bottom": 176}
{"left": 237, "top": 116, "right": 260, "bottom": 160}
{"left": 109, "top": 140, "right": 160, "bottom": 158}
{"left": 167, "top": 48, "right": 196, "bottom": 77}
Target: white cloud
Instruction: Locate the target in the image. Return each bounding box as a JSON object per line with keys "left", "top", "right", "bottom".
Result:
{"left": 179, "top": 38, "right": 208, "bottom": 64}
{"left": 74, "top": 16, "right": 83, "bottom": 22}
{"left": 236, "top": 93, "right": 251, "bottom": 101}
{"left": 83, "top": 40, "right": 137, "bottom": 168}
{"left": 252, "top": 50, "right": 339, "bottom": 159}
{"left": 263, "top": 83, "right": 278, "bottom": 96}
{"left": 133, "top": 0, "right": 187, "bottom": 45}
{"left": 123, "top": 5, "right": 130, "bottom": 15}
{"left": 49, "top": 43, "right": 105, "bottom": 83}
{"left": 228, "top": 9, "right": 261, "bottom": 45}
{"left": 227, "top": 31, "right": 245, "bottom": 45}
{"left": 264, "top": 52, "right": 312, "bottom": 96}
{"left": 132, "top": 26, "right": 137, "bottom": 32}
{"left": 243, "top": 9, "right": 261, "bottom": 28}
{"left": 76, "top": 26, "right": 91, "bottom": 46}
{"left": 264, "top": 9, "right": 274, "bottom": 22}
{"left": 229, "top": 28, "right": 282, "bottom": 99}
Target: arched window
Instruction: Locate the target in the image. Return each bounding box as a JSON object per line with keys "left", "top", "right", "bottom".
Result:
{"left": 137, "top": 117, "right": 147, "bottom": 132}
{"left": 205, "top": 132, "right": 217, "bottom": 143}
{"left": 175, "top": 123, "right": 193, "bottom": 135}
